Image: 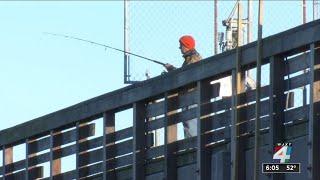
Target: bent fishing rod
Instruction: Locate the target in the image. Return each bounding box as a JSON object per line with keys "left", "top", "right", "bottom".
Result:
{"left": 43, "top": 32, "right": 167, "bottom": 67}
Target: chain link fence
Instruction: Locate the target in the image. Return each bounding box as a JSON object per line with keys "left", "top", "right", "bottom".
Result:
{"left": 127, "top": 0, "right": 319, "bottom": 82}
{"left": 128, "top": 1, "right": 215, "bottom": 81}
{"left": 127, "top": 0, "right": 319, "bottom": 142}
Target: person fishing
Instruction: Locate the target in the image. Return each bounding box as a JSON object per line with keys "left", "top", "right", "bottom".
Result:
{"left": 164, "top": 35, "right": 202, "bottom": 72}
{"left": 165, "top": 35, "right": 202, "bottom": 138}
{"left": 44, "top": 32, "right": 202, "bottom": 138}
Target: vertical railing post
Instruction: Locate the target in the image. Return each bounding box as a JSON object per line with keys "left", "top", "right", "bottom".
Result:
{"left": 2, "top": 146, "right": 5, "bottom": 180}
{"left": 4, "top": 148, "right": 12, "bottom": 168}
{"left": 196, "top": 80, "right": 211, "bottom": 180}
{"left": 231, "top": 69, "right": 237, "bottom": 180}
{"left": 133, "top": 102, "right": 146, "bottom": 180}
{"left": 77, "top": 122, "right": 88, "bottom": 178}
{"left": 51, "top": 131, "right": 61, "bottom": 177}
{"left": 5, "top": 147, "right": 13, "bottom": 178}
{"left": 308, "top": 43, "right": 320, "bottom": 180}
{"left": 197, "top": 80, "right": 204, "bottom": 180}
{"left": 49, "top": 130, "right": 61, "bottom": 179}
{"left": 25, "top": 139, "right": 29, "bottom": 180}
{"left": 231, "top": 1, "right": 246, "bottom": 180}
{"left": 104, "top": 111, "right": 115, "bottom": 179}
{"left": 102, "top": 114, "right": 107, "bottom": 180}
{"left": 231, "top": 5, "right": 246, "bottom": 178}
{"left": 231, "top": 55, "right": 247, "bottom": 179}
{"left": 49, "top": 131, "right": 54, "bottom": 180}
{"left": 27, "top": 137, "right": 38, "bottom": 180}
{"left": 164, "top": 92, "right": 177, "bottom": 180}
{"left": 75, "top": 122, "right": 80, "bottom": 180}
{"left": 269, "top": 55, "right": 285, "bottom": 180}
{"left": 254, "top": 1, "right": 263, "bottom": 179}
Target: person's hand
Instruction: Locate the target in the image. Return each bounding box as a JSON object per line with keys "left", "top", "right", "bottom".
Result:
{"left": 164, "top": 63, "right": 176, "bottom": 71}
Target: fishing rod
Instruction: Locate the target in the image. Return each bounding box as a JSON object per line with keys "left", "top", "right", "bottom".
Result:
{"left": 43, "top": 32, "right": 168, "bottom": 67}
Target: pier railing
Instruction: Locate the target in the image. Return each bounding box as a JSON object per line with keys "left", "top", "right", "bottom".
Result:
{"left": 0, "top": 19, "right": 319, "bottom": 180}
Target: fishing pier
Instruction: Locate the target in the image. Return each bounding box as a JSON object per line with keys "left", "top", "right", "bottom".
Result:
{"left": 0, "top": 20, "right": 319, "bottom": 180}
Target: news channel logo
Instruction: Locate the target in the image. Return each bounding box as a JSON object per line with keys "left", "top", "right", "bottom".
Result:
{"left": 262, "top": 142, "right": 300, "bottom": 173}
{"left": 273, "top": 142, "right": 292, "bottom": 163}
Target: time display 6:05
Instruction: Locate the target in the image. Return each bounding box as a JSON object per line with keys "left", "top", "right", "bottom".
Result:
{"left": 262, "top": 163, "right": 300, "bottom": 173}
